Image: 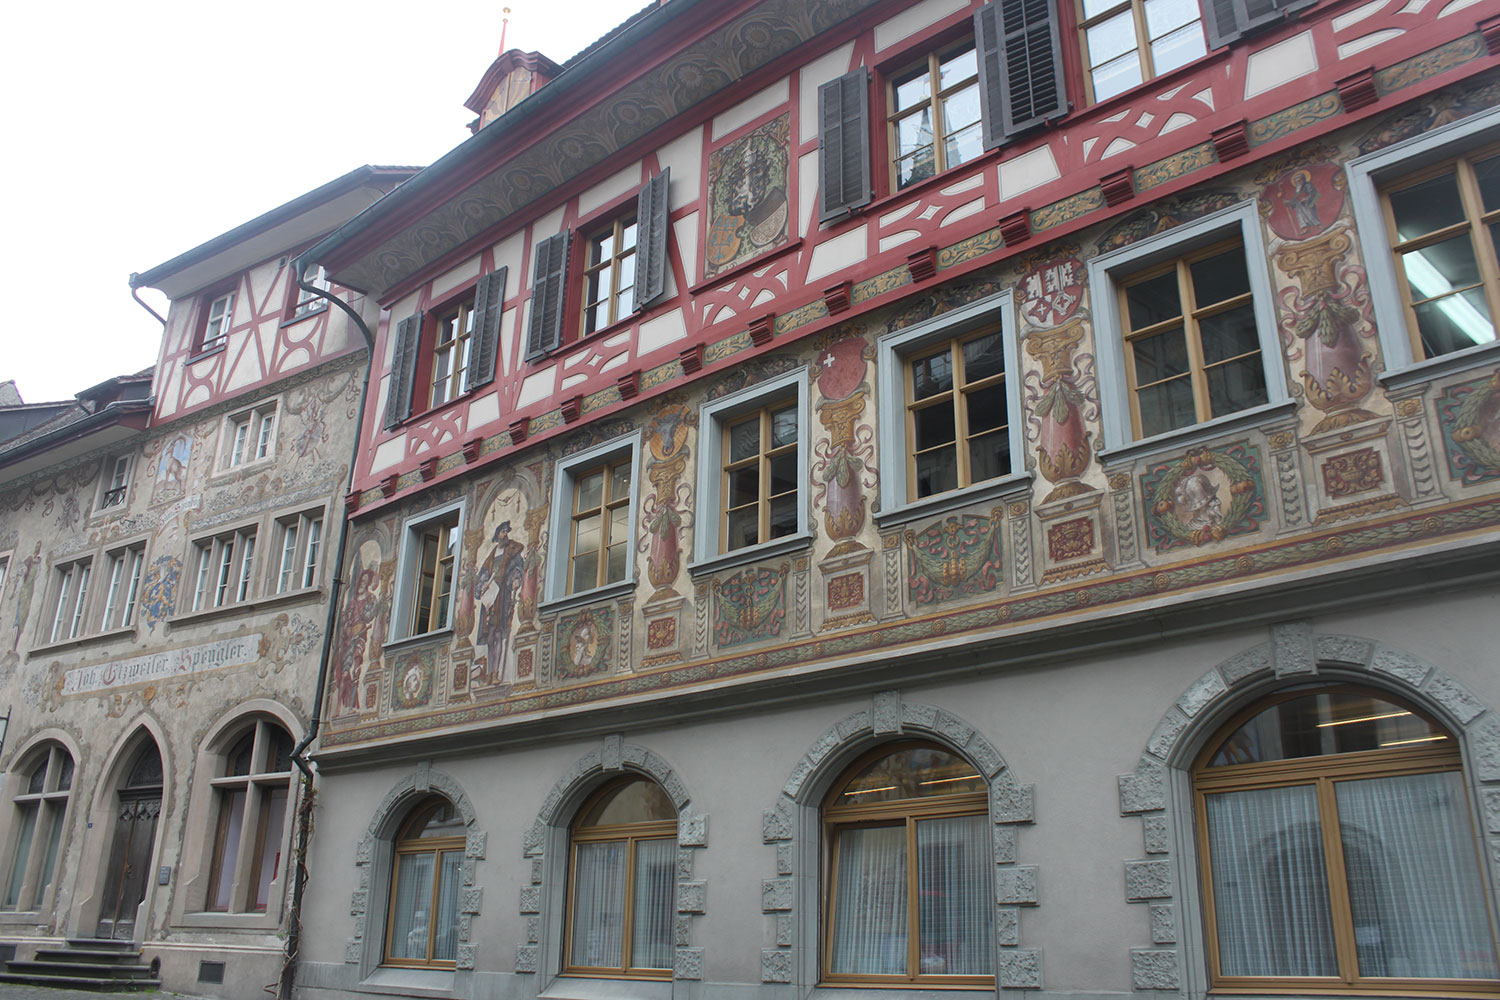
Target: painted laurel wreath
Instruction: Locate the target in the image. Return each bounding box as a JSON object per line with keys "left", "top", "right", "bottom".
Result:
{"left": 1450, "top": 373, "right": 1500, "bottom": 472}
{"left": 1150, "top": 448, "right": 1258, "bottom": 546}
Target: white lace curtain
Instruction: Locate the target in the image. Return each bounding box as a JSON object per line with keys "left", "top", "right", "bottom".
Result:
{"left": 571, "top": 838, "right": 676, "bottom": 970}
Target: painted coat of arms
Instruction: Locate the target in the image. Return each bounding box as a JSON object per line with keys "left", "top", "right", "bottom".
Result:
{"left": 1018, "top": 256, "right": 1084, "bottom": 328}
{"left": 704, "top": 114, "right": 790, "bottom": 279}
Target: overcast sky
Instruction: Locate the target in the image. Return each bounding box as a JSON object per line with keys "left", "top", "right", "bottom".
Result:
{"left": 0, "top": 0, "right": 645, "bottom": 403}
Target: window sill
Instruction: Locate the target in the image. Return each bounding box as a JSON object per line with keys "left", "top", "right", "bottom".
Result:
{"left": 875, "top": 472, "right": 1032, "bottom": 529}
{"left": 168, "top": 586, "right": 324, "bottom": 630}
{"left": 177, "top": 910, "right": 280, "bottom": 931}
{"left": 811, "top": 986, "right": 996, "bottom": 997}
{"left": 540, "top": 578, "right": 638, "bottom": 617}
{"left": 383, "top": 626, "right": 455, "bottom": 653}
{"left": 689, "top": 531, "right": 813, "bottom": 578}
{"left": 1378, "top": 339, "right": 1500, "bottom": 392}
{"left": 861, "top": 158, "right": 1001, "bottom": 226}
{"left": 1100, "top": 399, "right": 1297, "bottom": 467}
{"left": 187, "top": 344, "right": 227, "bottom": 363}
{"left": 215, "top": 456, "right": 277, "bottom": 479}
{"left": 280, "top": 304, "right": 329, "bottom": 328}
{"left": 543, "top": 975, "right": 672, "bottom": 1000}
{"left": 0, "top": 910, "right": 45, "bottom": 926}
{"left": 357, "top": 966, "right": 455, "bottom": 998}
{"left": 689, "top": 236, "right": 806, "bottom": 295}
{"left": 27, "top": 626, "right": 137, "bottom": 659}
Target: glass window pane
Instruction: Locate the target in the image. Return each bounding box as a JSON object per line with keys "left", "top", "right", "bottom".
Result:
{"left": 965, "top": 384, "right": 1009, "bottom": 435}
{"left": 938, "top": 45, "right": 977, "bottom": 89}
{"left": 829, "top": 825, "right": 908, "bottom": 975}
{"left": 1126, "top": 271, "right": 1182, "bottom": 329}
{"left": 771, "top": 407, "right": 798, "bottom": 448}
{"left": 1205, "top": 354, "right": 1268, "bottom": 418}
{"left": 1088, "top": 11, "right": 1139, "bottom": 66}
{"left": 253, "top": 788, "right": 289, "bottom": 911}
{"left": 6, "top": 806, "right": 37, "bottom": 908}
{"left": 606, "top": 542, "right": 628, "bottom": 584}
{"left": 1150, "top": 20, "right": 1206, "bottom": 74}
{"left": 1092, "top": 51, "right": 1143, "bottom": 102}
{"left": 1200, "top": 304, "right": 1260, "bottom": 363}
{"left": 895, "top": 109, "right": 935, "bottom": 160}
{"left": 911, "top": 350, "right": 954, "bottom": 399}
{"left": 388, "top": 853, "right": 435, "bottom": 960}
{"left": 769, "top": 454, "right": 797, "bottom": 498}
{"left": 1477, "top": 154, "right": 1500, "bottom": 212}
{"left": 913, "top": 404, "right": 957, "bottom": 451}
{"left": 968, "top": 429, "right": 1011, "bottom": 484}
{"left": 1336, "top": 771, "right": 1499, "bottom": 980}
{"left": 574, "top": 513, "right": 602, "bottom": 558}
{"left": 1403, "top": 235, "right": 1484, "bottom": 301}
{"left": 892, "top": 66, "right": 931, "bottom": 113}
{"left": 37, "top": 803, "right": 64, "bottom": 898}
{"left": 728, "top": 466, "right": 760, "bottom": 509}
{"left": 404, "top": 800, "right": 465, "bottom": 840}
{"left": 621, "top": 220, "right": 639, "bottom": 252}
{"left": 1082, "top": 0, "right": 1121, "bottom": 18}
{"left": 838, "top": 747, "right": 985, "bottom": 804}
{"left": 1208, "top": 691, "right": 1450, "bottom": 766}
{"left": 1389, "top": 171, "right": 1466, "bottom": 242}
{"left": 768, "top": 495, "right": 798, "bottom": 539}
{"left": 915, "top": 447, "right": 958, "bottom": 498}
{"left": 431, "top": 852, "right": 462, "bottom": 962}
{"left": 729, "top": 420, "right": 760, "bottom": 463}
{"left": 727, "top": 507, "right": 759, "bottom": 551}
{"left": 609, "top": 503, "right": 629, "bottom": 544}
{"left": 961, "top": 332, "right": 1006, "bottom": 383}
{"left": 897, "top": 147, "right": 937, "bottom": 189}
{"left": 944, "top": 122, "right": 984, "bottom": 172}
{"left": 1144, "top": 0, "right": 1199, "bottom": 36}
{"left": 631, "top": 839, "right": 677, "bottom": 970}
{"left": 1412, "top": 287, "right": 1496, "bottom": 357}
{"left": 577, "top": 471, "right": 604, "bottom": 513}
{"left": 941, "top": 84, "right": 981, "bottom": 135}
{"left": 580, "top": 779, "right": 676, "bottom": 827}
{"left": 1190, "top": 246, "right": 1251, "bottom": 306}
{"left": 1132, "top": 327, "right": 1190, "bottom": 384}
{"left": 1137, "top": 376, "right": 1197, "bottom": 438}
{"left": 211, "top": 790, "right": 247, "bottom": 910}
{"left": 916, "top": 815, "right": 993, "bottom": 975}
{"left": 571, "top": 841, "right": 628, "bottom": 968}
{"left": 572, "top": 550, "right": 600, "bottom": 593}
{"left": 610, "top": 462, "right": 632, "bottom": 499}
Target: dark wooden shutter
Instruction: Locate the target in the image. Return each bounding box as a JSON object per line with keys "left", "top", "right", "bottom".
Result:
{"left": 526, "top": 231, "right": 571, "bottom": 359}
{"left": 467, "top": 267, "right": 507, "bottom": 391}
{"left": 635, "top": 168, "right": 671, "bottom": 310}
{"left": 1207, "top": 0, "right": 1312, "bottom": 47}
{"left": 818, "top": 69, "right": 872, "bottom": 222}
{"left": 1202, "top": 0, "right": 1243, "bottom": 47}
{"left": 976, "top": 0, "right": 1068, "bottom": 140}
{"left": 384, "top": 311, "right": 422, "bottom": 429}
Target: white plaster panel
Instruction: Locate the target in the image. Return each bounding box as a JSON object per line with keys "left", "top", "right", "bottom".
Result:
{"left": 488, "top": 231, "right": 526, "bottom": 290}
{"left": 798, "top": 43, "right": 857, "bottom": 143}
{"left": 1440, "top": 0, "right": 1479, "bottom": 13}
{"left": 656, "top": 129, "right": 704, "bottom": 208}
{"left": 805, "top": 224, "right": 868, "bottom": 282}
{"left": 1159, "top": 113, "right": 1197, "bottom": 135}
{"left": 517, "top": 368, "right": 557, "bottom": 408}
{"left": 920, "top": 205, "right": 941, "bottom": 220}
{"left": 500, "top": 307, "right": 517, "bottom": 375}
{"left": 875, "top": 0, "right": 968, "bottom": 51}
{"left": 436, "top": 429, "right": 454, "bottom": 447}
{"left": 1404, "top": 0, "right": 1432, "bottom": 11}
{"left": 370, "top": 435, "right": 405, "bottom": 474}
{"left": 468, "top": 392, "right": 501, "bottom": 429}
{"left": 1082, "top": 137, "right": 1099, "bottom": 159}
{"left": 638, "top": 309, "right": 688, "bottom": 355}
{"left": 1102, "top": 109, "right": 1131, "bottom": 123}
{"left": 799, "top": 150, "right": 821, "bottom": 238}
{"left": 157, "top": 367, "right": 181, "bottom": 418}
{"left": 1136, "top": 112, "right": 1155, "bottom": 129}
{"left": 561, "top": 373, "right": 589, "bottom": 390}
{"left": 940, "top": 174, "right": 984, "bottom": 196}
{"left": 281, "top": 348, "right": 311, "bottom": 371}
{"left": 564, "top": 351, "right": 592, "bottom": 370}
{"left": 226, "top": 345, "right": 262, "bottom": 392}
{"left": 942, "top": 198, "right": 986, "bottom": 227}
{"left": 430, "top": 257, "right": 480, "bottom": 301}
{"left": 997, "top": 145, "right": 1061, "bottom": 201}
{"left": 674, "top": 213, "right": 700, "bottom": 288}
{"left": 879, "top": 230, "right": 923, "bottom": 252}
{"left": 752, "top": 289, "right": 777, "bottom": 308}
{"left": 712, "top": 78, "right": 790, "bottom": 141}
{"left": 1333, "top": 0, "right": 1390, "bottom": 31}
{"left": 881, "top": 203, "right": 919, "bottom": 226}
{"left": 601, "top": 351, "right": 630, "bottom": 372}
{"left": 184, "top": 384, "right": 210, "bottom": 409}
{"left": 1338, "top": 29, "right": 1403, "bottom": 58}
{"left": 709, "top": 305, "right": 737, "bottom": 325}
{"left": 1193, "top": 88, "right": 1214, "bottom": 109}
{"left": 531, "top": 206, "right": 568, "bottom": 245}
{"left": 1244, "top": 31, "right": 1318, "bottom": 99}
{"left": 578, "top": 164, "right": 642, "bottom": 217}
{"left": 1102, "top": 137, "right": 1138, "bottom": 159}
{"left": 604, "top": 332, "right": 631, "bottom": 348}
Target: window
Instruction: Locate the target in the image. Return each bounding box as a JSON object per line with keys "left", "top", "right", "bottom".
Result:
{"left": 273, "top": 511, "right": 324, "bottom": 594}
{"left": 819, "top": 4, "right": 1068, "bottom": 219}
{"left": 888, "top": 39, "right": 983, "bottom": 191}
{"left": 198, "top": 288, "right": 236, "bottom": 352}
{"left": 1118, "top": 239, "right": 1266, "bottom": 439}
{"left": 1379, "top": 147, "right": 1500, "bottom": 362}
{"left": 0, "top": 556, "right": 8, "bottom": 596}
{"left": 565, "top": 777, "right": 677, "bottom": 977}
{"left": 822, "top": 743, "right": 992, "bottom": 985}
{"left": 224, "top": 402, "right": 277, "bottom": 469}
{"left": 393, "top": 503, "right": 463, "bottom": 640}
{"left": 206, "top": 720, "right": 293, "bottom": 913}
{"left": 1193, "top": 686, "right": 1498, "bottom": 992}
{"left": 3, "top": 745, "right": 72, "bottom": 912}
{"left": 289, "top": 264, "right": 330, "bottom": 320}
{"left": 1349, "top": 107, "right": 1500, "bottom": 381}
{"left": 429, "top": 296, "right": 477, "bottom": 409}
{"left": 385, "top": 797, "right": 465, "bottom": 967}
{"left": 385, "top": 269, "right": 507, "bottom": 428}
{"left": 581, "top": 215, "right": 638, "bottom": 336}
{"left": 48, "top": 559, "right": 92, "bottom": 643}
{"left": 100, "top": 544, "right": 144, "bottom": 631}
{"left": 547, "top": 435, "right": 640, "bottom": 604}
{"left": 191, "top": 528, "right": 257, "bottom": 611}
{"left": 1089, "top": 201, "right": 1288, "bottom": 452}
{"left": 695, "top": 370, "right": 809, "bottom": 565}
{"left": 98, "top": 455, "right": 131, "bottom": 511}
{"left": 1078, "top": 0, "right": 1206, "bottom": 102}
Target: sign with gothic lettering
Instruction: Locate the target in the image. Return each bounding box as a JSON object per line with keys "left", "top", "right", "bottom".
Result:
{"left": 60, "top": 635, "right": 261, "bottom": 696}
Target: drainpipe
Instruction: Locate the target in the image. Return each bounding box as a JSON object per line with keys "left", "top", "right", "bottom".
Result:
{"left": 127, "top": 279, "right": 168, "bottom": 327}
{"left": 278, "top": 253, "right": 379, "bottom": 1000}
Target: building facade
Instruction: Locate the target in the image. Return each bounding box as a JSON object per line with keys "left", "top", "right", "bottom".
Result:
{"left": 291, "top": 1, "right": 1500, "bottom": 999}
{"left": 0, "top": 166, "right": 413, "bottom": 996}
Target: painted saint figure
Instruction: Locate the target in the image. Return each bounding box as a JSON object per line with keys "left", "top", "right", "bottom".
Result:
{"left": 335, "top": 561, "right": 380, "bottom": 715}
{"left": 475, "top": 520, "right": 525, "bottom": 685}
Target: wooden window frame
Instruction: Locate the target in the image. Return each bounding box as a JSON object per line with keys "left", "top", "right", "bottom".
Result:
{"left": 884, "top": 35, "right": 982, "bottom": 194}
{"left": 190, "top": 528, "right": 257, "bottom": 612}
{"left": 427, "top": 296, "right": 478, "bottom": 410}
{"left": 3, "top": 745, "right": 72, "bottom": 913}
{"left": 407, "top": 515, "right": 459, "bottom": 638}
{"left": 273, "top": 510, "right": 324, "bottom": 594}
{"left": 384, "top": 798, "right": 466, "bottom": 969}
{"left": 1192, "top": 686, "right": 1500, "bottom": 996}
{"left": 196, "top": 285, "right": 237, "bottom": 354}
{"left": 820, "top": 742, "right": 993, "bottom": 987}
{"left": 567, "top": 457, "right": 633, "bottom": 595}
{"left": 1118, "top": 236, "right": 1262, "bottom": 438}
{"left": 902, "top": 327, "right": 1012, "bottom": 503}
{"left": 204, "top": 720, "right": 293, "bottom": 914}
{"left": 47, "top": 559, "right": 92, "bottom": 644}
{"left": 1075, "top": 0, "right": 1207, "bottom": 104}
{"left": 720, "top": 398, "right": 800, "bottom": 553}
{"left": 224, "top": 402, "right": 278, "bottom": 470}
{"left": 1379, "top": 143, "right": 1500, "bottom": 365}
{"left": 100, "top": 543, "right": 145, "bottom": 631}
{"left": 563, "top": 777, "right": 678, "bottom": 979}
{"left": 579, "top": 213, "right": 639, "bottom": 339}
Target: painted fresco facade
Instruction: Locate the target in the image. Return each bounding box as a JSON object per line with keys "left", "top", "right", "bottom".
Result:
{"left": 307, "top": 1, "right": 1500, "bottom": 999}
{"left": 0, "top": 169, "right": 410, "bottom": 998}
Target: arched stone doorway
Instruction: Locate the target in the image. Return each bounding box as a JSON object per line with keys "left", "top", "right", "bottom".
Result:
{"left": 94, "top": 739, "right": 162, "bottom": 940}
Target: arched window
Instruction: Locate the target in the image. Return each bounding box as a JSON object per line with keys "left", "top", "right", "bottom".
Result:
{"left": 206, "top": 719, "right": 293, "bottom": 913}
{"left": 3, "top": 745, "right": 72, "bottom": 911}
{"left": 385, "top": 797, "right": 465, "bottom": 967}
{"left": 1194, "top": 685, "right": 1500, "bottom": 992}
{"left": 822, "top": 743, "right": 992, "bottom": 985}
{"left": 565, "top": 776, "right": 677, "bottom": 977}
